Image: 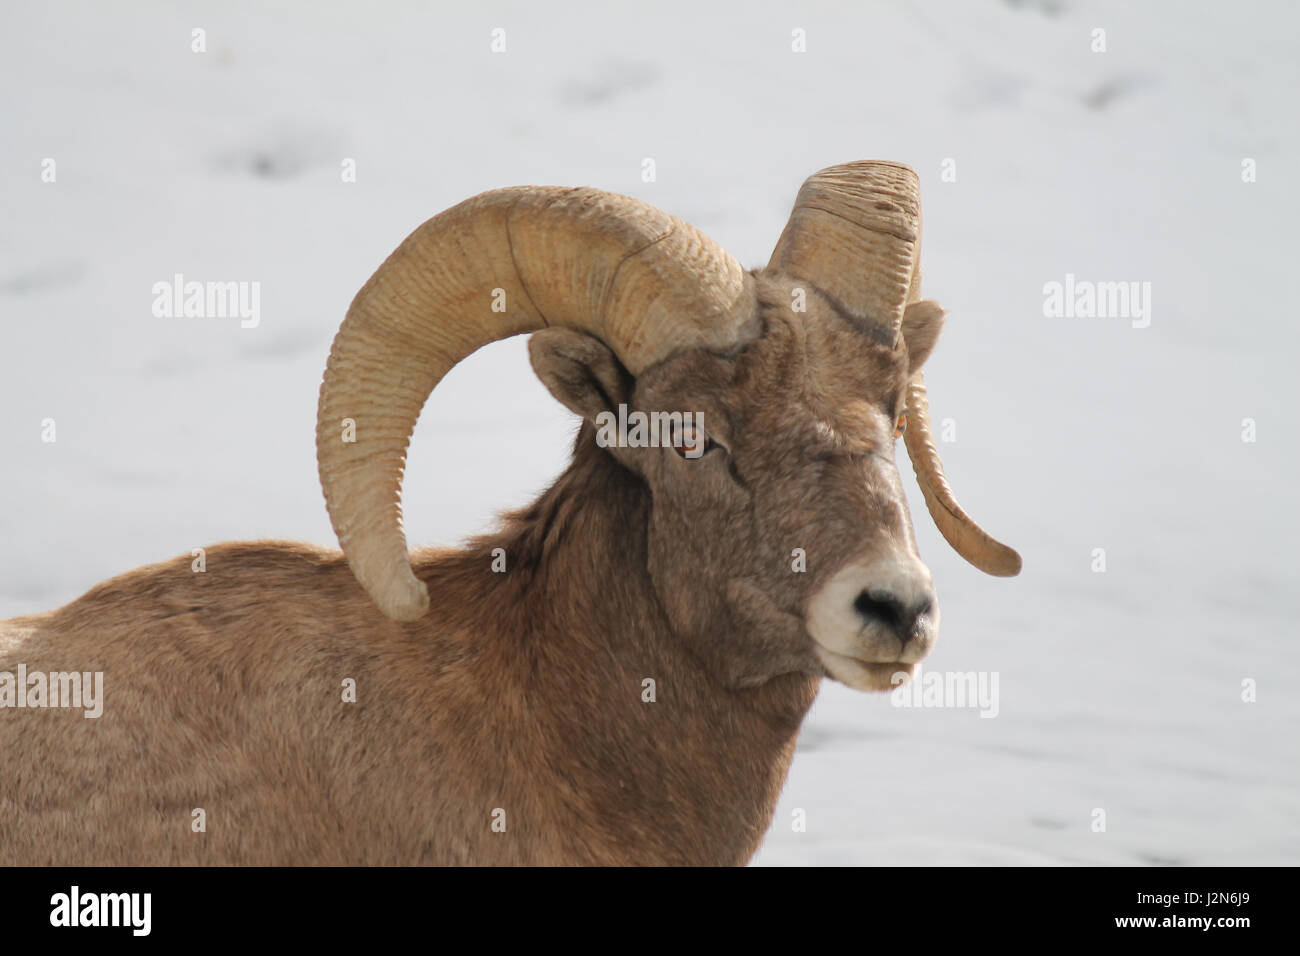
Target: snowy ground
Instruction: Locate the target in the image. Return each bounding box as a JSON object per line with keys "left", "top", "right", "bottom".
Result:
{"left": 2, "top": 0, "right": 1297, "bottom": 865}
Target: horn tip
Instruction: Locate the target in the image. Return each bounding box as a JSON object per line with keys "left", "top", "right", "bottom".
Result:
{"left": 986, "top": 545, "right": 1022, "bottom": 577}
{"left": 376, "top": 572, "right": 431, "bottom": 621}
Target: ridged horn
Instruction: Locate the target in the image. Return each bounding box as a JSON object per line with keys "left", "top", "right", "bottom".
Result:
{"left": 768, "top": 161, "right": 920, "bottom": 342}
{"left": 771, "top": 161, "right": 1021, "bottom": 576}
{"left": 318, "top": 186, "right": 755, "bottom": 620}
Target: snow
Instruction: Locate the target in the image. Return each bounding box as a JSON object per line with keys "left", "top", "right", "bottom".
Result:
{"left": 2, "top": 0, "right": 1296, "bottom": 865}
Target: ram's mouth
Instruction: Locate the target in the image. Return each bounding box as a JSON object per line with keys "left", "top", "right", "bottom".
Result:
{"left": 812, "top": 643, "right": 915, "bottom": 692}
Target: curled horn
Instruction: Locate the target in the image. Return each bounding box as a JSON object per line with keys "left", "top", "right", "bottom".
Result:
{"left": 318, "top": 186, "right": 755, "bottom": 620}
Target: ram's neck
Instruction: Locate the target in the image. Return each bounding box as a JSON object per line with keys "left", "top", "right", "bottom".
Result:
{"left": 415, "top": 428, "right": 818, "bottom": 864}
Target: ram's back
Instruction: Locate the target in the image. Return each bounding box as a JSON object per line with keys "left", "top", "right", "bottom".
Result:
{"left": 0, "top": 541, "right": 518, "bottom": 865}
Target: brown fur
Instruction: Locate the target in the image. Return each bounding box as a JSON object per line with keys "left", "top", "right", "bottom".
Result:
{"left": 0, "top": 271, "right": 941, "bottom": 864}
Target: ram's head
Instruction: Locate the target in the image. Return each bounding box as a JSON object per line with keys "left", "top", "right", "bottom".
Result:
{"left": 317, "top": 161, "right": 1020, "bottom": 691}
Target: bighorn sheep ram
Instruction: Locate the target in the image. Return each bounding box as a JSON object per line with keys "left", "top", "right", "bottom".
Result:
{"left": 1, "top": 162, "right": 1019, "bottom": 865}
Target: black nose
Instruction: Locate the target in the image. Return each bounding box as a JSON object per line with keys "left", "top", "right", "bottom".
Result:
{"left": 854, "top": 589, "right": 932, "bottom": 643}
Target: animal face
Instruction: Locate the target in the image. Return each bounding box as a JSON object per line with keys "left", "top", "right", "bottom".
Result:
{"left": 530, "top": 271, "right": 946, "bottom": 691}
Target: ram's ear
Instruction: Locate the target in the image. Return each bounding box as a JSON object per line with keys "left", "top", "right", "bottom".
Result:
{"left": 900, "top": 300, "right": 946, "bottom": 376}
{"left": 529, "top": 328, "right": 633, "bottom": 424}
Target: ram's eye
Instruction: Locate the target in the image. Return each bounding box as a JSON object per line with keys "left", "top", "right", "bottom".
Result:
{"left": 893, "top": 412, "right": 907, "bottom": 440}
{"left": 672, "top": 422, "right": 714, "bottom": 459}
